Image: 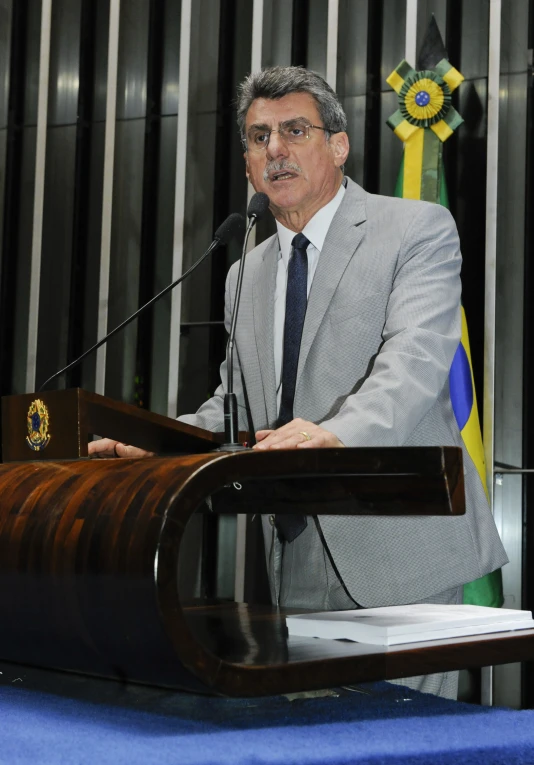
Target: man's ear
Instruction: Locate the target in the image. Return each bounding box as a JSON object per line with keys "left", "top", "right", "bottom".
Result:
{"left": 244, "top": 152, "right": 250, "bottom": 180}
{"left": 330, "top": 132, "right": 350, "bottom": 168}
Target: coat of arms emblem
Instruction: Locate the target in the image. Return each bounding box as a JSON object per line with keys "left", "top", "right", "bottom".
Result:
{"left": 26, "top": 399, "right": 51, "bottom": 451}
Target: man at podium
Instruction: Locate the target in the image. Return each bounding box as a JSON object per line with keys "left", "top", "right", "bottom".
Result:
{"left": 89, "top": 66, "right": 508, "bottom": 699}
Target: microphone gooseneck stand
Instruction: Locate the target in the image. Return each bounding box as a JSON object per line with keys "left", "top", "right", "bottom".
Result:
{"left": 219, "top": 192, "right": 270, "bottom": 452}
{"left": 37, "top": 213, "right": 246, "bottom": 393}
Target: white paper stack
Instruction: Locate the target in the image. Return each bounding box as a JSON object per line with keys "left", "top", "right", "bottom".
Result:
{"left": 286, "top": 604, "right": 534, "bottom": 646}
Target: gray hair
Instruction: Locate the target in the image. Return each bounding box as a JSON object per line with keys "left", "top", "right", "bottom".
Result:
{"left": 236, "top": 66, "right": 348, "bottom": 137}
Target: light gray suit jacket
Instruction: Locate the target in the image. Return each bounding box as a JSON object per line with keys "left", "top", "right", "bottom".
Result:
{"left": 180, "top": 177, "right": 508, "bottom": 607}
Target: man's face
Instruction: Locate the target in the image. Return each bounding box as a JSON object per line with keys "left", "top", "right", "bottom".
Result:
{"left": 244, "top": 92, "right": 349, "bottom": 222}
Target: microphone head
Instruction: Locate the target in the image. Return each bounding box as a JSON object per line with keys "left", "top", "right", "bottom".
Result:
{"left": 214, "top": 213, "right": 246, "bottom": 245}
{"left": 247, "top": 192, "right": 270, "bottom": 221}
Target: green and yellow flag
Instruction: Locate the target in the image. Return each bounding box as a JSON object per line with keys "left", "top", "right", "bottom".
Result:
{"left": 386, "top": 20, "right": 503, "bottom": 607}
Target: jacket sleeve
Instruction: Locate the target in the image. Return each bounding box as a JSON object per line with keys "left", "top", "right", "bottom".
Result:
{"left": 320, "top": 202, "right": 462, "bottom": 447}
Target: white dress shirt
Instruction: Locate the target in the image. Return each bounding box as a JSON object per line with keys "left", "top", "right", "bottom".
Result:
{"left": 274, "top": 182, "right": 346, "bottom": 407}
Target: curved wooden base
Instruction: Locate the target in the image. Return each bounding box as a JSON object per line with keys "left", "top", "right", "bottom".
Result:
{"left": 0, "top": 447, "right": 474, "bottom": 695}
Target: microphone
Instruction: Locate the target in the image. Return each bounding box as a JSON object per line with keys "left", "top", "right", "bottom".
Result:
{"left": 246, "top": 191, "right": 270, "bottom": 220}
{"left": 219, "top": 192, "right": 270, "bottom": 451}
{"left": 38, "top": 213, "right": 246, "bottom": 393}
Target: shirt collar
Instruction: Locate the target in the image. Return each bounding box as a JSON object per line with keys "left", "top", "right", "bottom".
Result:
{"left": 276, "top": 182, "right": 346, "bottom": 266}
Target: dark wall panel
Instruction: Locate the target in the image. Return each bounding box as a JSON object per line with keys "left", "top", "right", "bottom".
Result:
{"left": 36, "top": 126, "right": 77, "bottom": 387}
{"left": 0, "top": 0, "right": 10, "bottom": 283}
{"left": 460, "top": 0, "right": 490, "bottom": 80}
{"left": 378, "top": 1, "right": 405, "bottom": 196}
{"left": 12, "top": 126, "right": 37, "bottom": 393}
{"left": 342, "top": 96, "right": 367, "bottom": 184}
{"left": 306, "top": 0, "right": 328, "bottom": 78}
{"left": 224, "top": 0, "right": 253, "bottom": 238}
{"left": 447, "top": 0, "right": 490, "bottom": 403}
{"left": 337, "top": 0, "right": 368, "bottom": 98}
{"left": 0, "top": 0, "right": 12, "bottom": 295}
{"left": 48, "top": 0, "right": 81, "bottom": 127}
{"left": 32, "top": 0, "right": 83, "bottom": 390}
{"left": 116, "top": 0, "right": 148, "bottom": 121}
{"left": 416, "top": 0, "right": 447, "bottom": 52}
{"left": 105, "top": 118, "right": 145, "bottom": 403}
{"left": 0, "top": 0, "right": 12, "bottom": 129}
{"left": 77, "top": 0, "right": 109, "bottom": 390}
{"left": 150, "top": 114, "right": 177, "bottom": 415}
{"left": 337, "top": 0, "right": 368, "bottom": 185}
{"left": 177, "top": 0, "right": 221, "bottom": 415}
{"left": 92, "top": 0, "right": 110, "bottom": 124}
{"left": 161, "top": 0, "right": 181, "bottom": 117}
{"left": 524, "top": 0, "right": 534, "bottom": 711}
{"left": 103, "top": 0, "right": 151, "bottom": 405}
{"left": 262, "top": 0, "right": 293, "bottom": 68}
{"left": 0, "top": 128, "right": 6, "bottom": 270}
{"left": 4, "top": 0, "right": 41, "bottom": 396}
{"left": 23, "top": 0, "right": 42, "bottom": 127}
{"left": 80, "top": 122, "right": 105, "bottom": 391}
{"left": 381, "top": 0, "right": 406, "bottom": 87}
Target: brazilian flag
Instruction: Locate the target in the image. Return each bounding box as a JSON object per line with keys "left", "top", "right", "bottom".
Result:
{"left": 386, "top": 36, "right": 503, "bottom": 608}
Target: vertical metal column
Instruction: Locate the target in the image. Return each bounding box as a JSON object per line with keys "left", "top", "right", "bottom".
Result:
{"left": 481, "top": 0, "right": 502, "bottom": 709}
{"left": 405, "top": 0, "right": 418, "bottom": 66}
{"left": 325, "top": 0, "right": 339, "bottom": 89}
{"left": 251, "top": 0, "right": 264, "bottom": 73}
{"left": 235, "top": 0, "right": 265, "bottom": 604}
{"left": 25, "top": 0, "right": 52, "bottom": 392}
{"left": 167, "top": 0, "right": 193, "bottom": 418}
{"left": 483, "top": 0, "right": 501, "bottom": 511}
{"left": 95, "top": 0, "right": 121, "bottom": 395}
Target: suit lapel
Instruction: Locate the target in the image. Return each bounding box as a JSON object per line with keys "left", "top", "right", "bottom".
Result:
{"left": 297, "top": 180, "right": 367, "bottom": 384}
{"left": 252, "top": 235, "right": 279, "bottom": 426}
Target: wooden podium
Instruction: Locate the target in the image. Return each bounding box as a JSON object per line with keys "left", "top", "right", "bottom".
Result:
{"left": 0, "top": 388, "right": 532, "bottom": 697}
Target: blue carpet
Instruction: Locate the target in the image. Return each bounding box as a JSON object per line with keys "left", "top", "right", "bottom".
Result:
{"left": 2, "top": 672, "right": 534, "bottom": 764}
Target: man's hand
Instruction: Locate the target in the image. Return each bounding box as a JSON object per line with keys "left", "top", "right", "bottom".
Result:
{"left": 253, "top": 418, "right": 344, "bottom": 450}
{"left": 87, "top": 438, "right": 154, "bottom": 458}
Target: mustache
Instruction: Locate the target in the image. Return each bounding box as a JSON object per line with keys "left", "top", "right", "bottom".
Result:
{"left": 263, "top": 160, "right": 302, "bottom": 181}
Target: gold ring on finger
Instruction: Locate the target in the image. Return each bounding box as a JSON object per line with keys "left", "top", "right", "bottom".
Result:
{"left": 299, "top": 431, "right": 312, "bottom": 441}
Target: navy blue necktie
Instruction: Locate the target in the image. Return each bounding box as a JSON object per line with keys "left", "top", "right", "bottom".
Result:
{"left": 276, "top": 233, "right": 310, "bottom": 543}
{"left": 278, "top": 233, "right": 310, "bottom": 426}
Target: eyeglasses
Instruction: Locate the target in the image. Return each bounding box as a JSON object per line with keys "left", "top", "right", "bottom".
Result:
{"left": 242, "top": 119, "right": 331, "bottom": 153}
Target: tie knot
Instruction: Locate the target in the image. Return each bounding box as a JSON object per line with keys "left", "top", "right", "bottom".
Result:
{"left": 291, "top": 233, "right": 310, "bottom": 252}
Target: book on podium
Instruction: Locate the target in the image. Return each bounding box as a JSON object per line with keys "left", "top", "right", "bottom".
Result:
{"left": 286, "top": 604, "right": 534, "bottom": 647}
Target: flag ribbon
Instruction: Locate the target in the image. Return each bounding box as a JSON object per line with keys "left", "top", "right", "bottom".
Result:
{"left": 386, "top": 51, "right": 504, "bottom": 608}
{"left": 386, "top": 59, "right": 464, "bottom": 200}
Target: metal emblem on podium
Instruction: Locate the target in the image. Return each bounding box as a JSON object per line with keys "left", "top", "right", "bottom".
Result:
{"left": 26, "top": 399, "right": 51, "bottom": 451}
